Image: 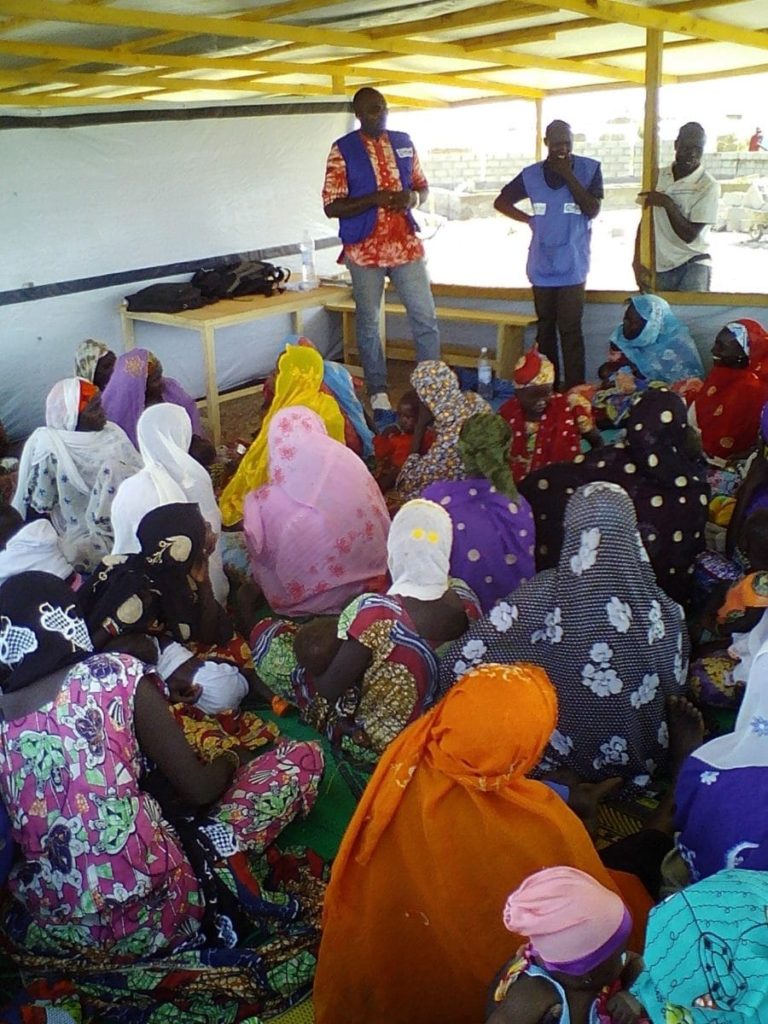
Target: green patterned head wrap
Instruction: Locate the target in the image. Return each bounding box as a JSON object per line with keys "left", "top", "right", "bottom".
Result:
{"left": 458, "top": 413, "right": 517, "bottom": 498}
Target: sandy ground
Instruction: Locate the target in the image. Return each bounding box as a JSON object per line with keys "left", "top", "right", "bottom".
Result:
{"left": 422, "top": 210, "right": 767, "bottom": 293}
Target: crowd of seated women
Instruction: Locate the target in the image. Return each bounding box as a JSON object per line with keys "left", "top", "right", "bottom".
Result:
{"left": 0, "top": 303, "right": 768, "bottom": 1024}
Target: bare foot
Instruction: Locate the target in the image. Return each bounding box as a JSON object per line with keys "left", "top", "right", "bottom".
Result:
{"left": 547, "top": 770, "right": 623, "bottom": 837}
{"left": 666, "top": 695, "right": 705, "bottom": 777}
{"left": 645, "top": 697, "right": 706, "bottom": 835}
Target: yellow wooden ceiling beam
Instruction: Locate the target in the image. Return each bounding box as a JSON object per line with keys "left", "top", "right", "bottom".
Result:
{"left": 0, "top": 89, "right": 164, "bottom": 107}
{"left": 366, "top": 1, "right": 548, "bottom": 40}
{"left": 0, "top": 0, "right": 660, "bottom": 84}
{"left": 0, "top": 66, "right": 341, "bottom": 98}
{"left": 680, "top": 60, "right": 768, "bottom": 81}
{"left": 0, "top": 40, "right": 544, "bottom": 99}
{"left": 461, "top": 0, "right": 754, "bottom": 50}
{"left": 112, "top": 0, "right": 355, "bottom": 57}
{"left": 573, "top": 38, "right": 702, "bottom": 62}
{"left": 476, "top": 0, "right": 768, "bottom": 50}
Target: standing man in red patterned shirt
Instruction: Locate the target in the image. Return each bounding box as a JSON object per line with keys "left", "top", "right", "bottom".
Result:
{"left": 323, "top": 87, "right": 440, "bottom": 427}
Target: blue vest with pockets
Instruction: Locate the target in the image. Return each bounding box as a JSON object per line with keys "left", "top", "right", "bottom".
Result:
{"left": 335, "top": 129, "right": 418, "bottom": 245}
{"left": 522, "top": 156, "right": 600, "bottom": 287}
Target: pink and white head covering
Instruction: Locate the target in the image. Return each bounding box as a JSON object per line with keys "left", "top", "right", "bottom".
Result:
{"left": 243, "top": 405, "right": 390, "bottom": 616}
{"left": 266, "top": 406, "right": 338, "bottom": 505}
{"left": 502, "top": 866, "right": 631, "bottom": 975}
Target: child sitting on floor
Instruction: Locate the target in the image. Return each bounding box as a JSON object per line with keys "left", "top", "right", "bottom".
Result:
{"left": 151, "top": 638, "right": 280, "bottom": 764}
{"left": 294, "top": 617, "right": 342, "bottom": 677}
{"left": 487, "top": 867, "right": 648, "bottom": 1024}
{"left": 155, "top": 638, "right": 249, "bottom": 714}
{"left": 373, "top": 390, "right": 434, "bottom": 492}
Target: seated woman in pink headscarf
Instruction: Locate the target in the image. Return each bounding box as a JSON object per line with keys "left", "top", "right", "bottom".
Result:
{"left": 101, "top": 348, "right": 211, "bottom": 458}
{"left": 243, "top": 406, "right": 390, "bottom": 617}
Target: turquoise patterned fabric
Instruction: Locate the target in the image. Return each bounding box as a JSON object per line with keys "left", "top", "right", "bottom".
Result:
{"left": 633, "top": 869, "right": 768, "bottom": 1023}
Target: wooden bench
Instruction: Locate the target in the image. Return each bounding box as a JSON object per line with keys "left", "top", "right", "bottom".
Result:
{"left": 324, "top": 298, "right": 536, "bottom": 381}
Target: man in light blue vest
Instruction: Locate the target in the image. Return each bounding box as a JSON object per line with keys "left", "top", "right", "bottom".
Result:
{"left": 494, "top": 121, "right": 602, "bottom": 391}
{"left": 323, "top": 88, "right": 440, "bottom": 426}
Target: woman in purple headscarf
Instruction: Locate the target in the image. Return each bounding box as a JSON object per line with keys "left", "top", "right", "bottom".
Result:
{"left": 101, "top": 349, "right": 208, "bottom": 453}
{"left": 422, "top": 412, "right": 535, "bottom": 614}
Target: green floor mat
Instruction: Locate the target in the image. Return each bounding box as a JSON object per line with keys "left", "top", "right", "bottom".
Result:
{"left": 263, "top": 710, "right": 357, "bottom": 862}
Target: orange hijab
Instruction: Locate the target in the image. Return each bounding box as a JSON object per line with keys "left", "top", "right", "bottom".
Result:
{"left": 314, "top": 664, "right": 647, "bottom": 1024}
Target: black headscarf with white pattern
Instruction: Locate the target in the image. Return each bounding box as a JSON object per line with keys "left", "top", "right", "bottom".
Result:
{"left": 0, "top": 571, "right": 93, "bottom": 693}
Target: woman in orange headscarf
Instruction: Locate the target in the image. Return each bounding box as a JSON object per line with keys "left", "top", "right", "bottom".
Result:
{"left": 313, "top": 663, "right": 649, "bottom": 1024}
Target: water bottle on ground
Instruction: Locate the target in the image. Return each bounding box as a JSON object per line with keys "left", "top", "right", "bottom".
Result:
{"left": 477, "top": 346, "right": 494, "bottom": 400}
{"left": 299, "top": 230, "right": 318, "bottom": 290}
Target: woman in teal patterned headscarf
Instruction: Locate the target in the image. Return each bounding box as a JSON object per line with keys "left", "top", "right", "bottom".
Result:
{"left": 609, "top": 294, "right": 703, "bottom": 383}
{"left": 631, "top": 869, "right": 768, "bottom": 1023}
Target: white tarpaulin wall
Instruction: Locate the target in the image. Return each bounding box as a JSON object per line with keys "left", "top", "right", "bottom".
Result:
{"left": 3, "top": 103, "right": 767, "bottom": 442}
{"left": 0, "top": 104, "right": 353, "bottom": 440}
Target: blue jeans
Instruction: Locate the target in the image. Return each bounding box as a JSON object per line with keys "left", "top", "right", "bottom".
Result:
{"left": 655, "top": 258, "right": 711, "bottom": 292}
{"left": 346, "top": 258, "right": 440, "bottom": 395}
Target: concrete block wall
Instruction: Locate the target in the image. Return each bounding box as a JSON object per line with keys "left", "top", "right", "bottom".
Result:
{"left": 423, "top": 141, "right": 768, "bottom": 193}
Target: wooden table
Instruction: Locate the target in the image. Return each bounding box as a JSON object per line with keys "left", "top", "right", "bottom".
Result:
{"left": 120, "top": 285, "right": 352, "bottom": 444}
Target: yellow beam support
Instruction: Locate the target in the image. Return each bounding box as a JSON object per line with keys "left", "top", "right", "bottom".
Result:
{"left": 461, "top": 0, "right": 754, "bottom": 50}
{"left": 467, "top": 0, "right": 768, "bottom": 50}
{"left": 0, "top": 90, "right": 166, "bottom": 107}
{"left": 0, "top": 0, "right": 658, "bottom": 85}
{"left": 572, "top": 38, "right": 704, "bottom": 62}
{"left": 640, "top": 29, "right": 663, "bottom": 293}
{"left": 98, "top": 0, "right": 355, "bottom": 58}
{"left": 0, "top": 40, "right": 545, "bottom": 100}
{"left": 0, "top": 67, "right": 340, "bottom": 98}
{"left": 366, "top": 1, "right": 548, "bottom": 39}
{"left": 680, "top": 60, "right": 768, "bottom": 81}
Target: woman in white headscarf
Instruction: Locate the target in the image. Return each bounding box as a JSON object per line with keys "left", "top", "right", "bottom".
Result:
{"left": 675, "top": 580, "right": 768, "bottom": 881}
{"left": 110, "top": 403, "right": 228, "bottom": 604}
{"left": 12, "top": 377, "right": 141, "bottom": 572}
{"left": 253, "top": 499, "right": 481, "bottom": 763}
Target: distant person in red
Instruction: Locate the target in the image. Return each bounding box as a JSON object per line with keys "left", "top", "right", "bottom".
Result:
{"left": 749, "top": 128, "right": 767, "bottom": 152}
{"left": 373, "top": 390, "right": 434, "bottom": 493}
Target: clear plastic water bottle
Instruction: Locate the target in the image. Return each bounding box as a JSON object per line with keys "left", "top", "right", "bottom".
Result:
{"left": 299, "top": 230, "right": 318, "bottom": 290}
{"left": 477, "top": 346, "right": 493, "bottom": 400}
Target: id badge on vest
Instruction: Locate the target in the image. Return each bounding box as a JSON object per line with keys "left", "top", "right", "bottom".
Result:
{"left": 395, "top": 147, "right": 414, "bottom": 158}
{"left": 563, "top": 202, "right": 582, "bottom": 215}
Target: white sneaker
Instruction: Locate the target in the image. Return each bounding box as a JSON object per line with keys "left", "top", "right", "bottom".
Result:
{"left": 370, "top": 392, "right": 392, "bottom": 412}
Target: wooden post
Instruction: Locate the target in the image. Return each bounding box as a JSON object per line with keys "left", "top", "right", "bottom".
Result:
{"left": 640, "top": 29, "right": 663, "bottom": 291}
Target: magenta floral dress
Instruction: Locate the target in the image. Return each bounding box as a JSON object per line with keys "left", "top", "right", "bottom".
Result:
{"left": 0, "top": 651, "right": 324, "bottom": 959}
{"left": 0, "top": 652, "right": 203, "bottom": 954}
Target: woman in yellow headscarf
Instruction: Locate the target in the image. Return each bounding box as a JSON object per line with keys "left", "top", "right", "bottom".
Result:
{"left": 219, "top": 345, "right": 345, "bottom": 525}
{"left": 313, "top": 663, "right": 650, "bottom": 1024}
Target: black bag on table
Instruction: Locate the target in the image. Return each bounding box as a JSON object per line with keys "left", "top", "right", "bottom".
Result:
{"left": 125, "top": 282, "right": 212, "bottom": 313}
{"left": 191, "top": 260, "right": 291, "bottom": 301}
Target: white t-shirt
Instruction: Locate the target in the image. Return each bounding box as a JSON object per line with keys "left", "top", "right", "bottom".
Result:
{"left": 653, "top": 163, "right": 720, "bottom": 272}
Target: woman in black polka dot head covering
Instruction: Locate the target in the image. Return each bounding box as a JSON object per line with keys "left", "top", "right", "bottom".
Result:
{"left": 520, "top": 389, "right": 709, "bottom": 605}
{"left": 436, "top": 481, "right": 689, "bottom": 796}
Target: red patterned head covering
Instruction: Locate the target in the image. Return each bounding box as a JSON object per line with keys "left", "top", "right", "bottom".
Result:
{"left": 513, "top": 346, "right": 555, "bottom": 387}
